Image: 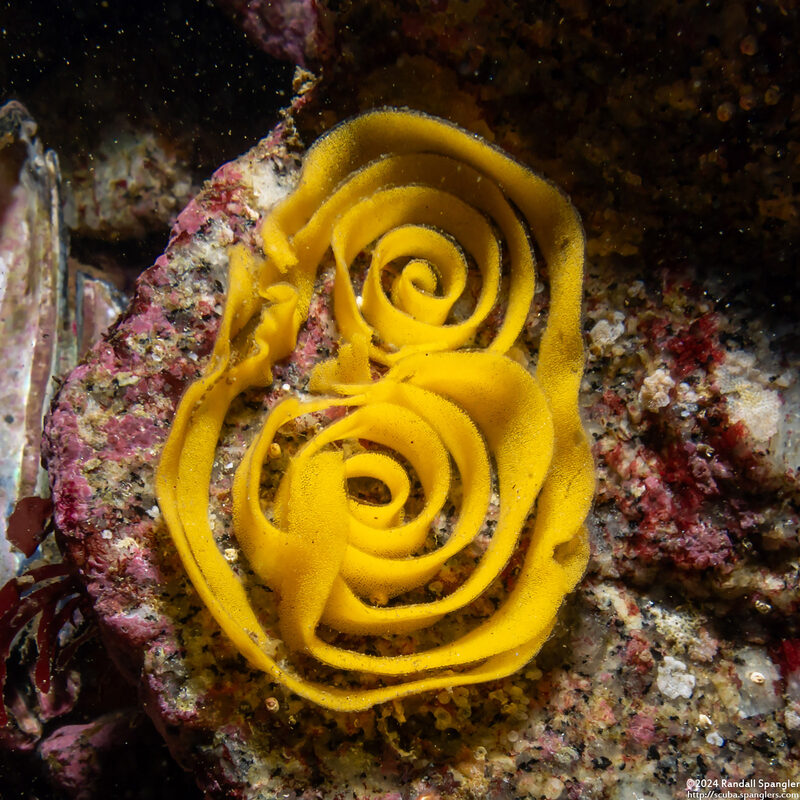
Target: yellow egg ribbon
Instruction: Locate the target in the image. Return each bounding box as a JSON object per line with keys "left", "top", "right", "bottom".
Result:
{"left": 156, "top": 109, "right": 595, "bottom": 711}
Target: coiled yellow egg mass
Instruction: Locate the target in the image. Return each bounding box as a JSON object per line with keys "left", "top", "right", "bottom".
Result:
{"left": 156, "top": 109, "right": 595, "bottom": 711}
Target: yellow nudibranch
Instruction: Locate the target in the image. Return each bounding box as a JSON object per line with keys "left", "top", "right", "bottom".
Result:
{"left": 156, "top": 109, "right": 595, "bottom": 711}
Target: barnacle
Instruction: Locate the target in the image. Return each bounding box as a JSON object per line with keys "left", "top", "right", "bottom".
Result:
{"left": 156, "top": 109, "right": 594, "bottom": 711}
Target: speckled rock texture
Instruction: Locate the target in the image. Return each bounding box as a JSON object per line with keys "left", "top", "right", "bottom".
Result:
{"left": 43, "top": 130, "right": 800, "bottom": 800}
{"left": 63, "top": 125, "right": 195, "bottom": 241}
{"left": 40, "top": 2, "right": 800, "bottom": 798}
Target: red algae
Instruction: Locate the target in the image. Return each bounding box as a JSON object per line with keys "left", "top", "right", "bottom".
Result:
{"left": 623, "top": 633, "right": 655, "bottom": 675}
{"left": 772, "top": 639, "right": 800, "bottom": 679}
{"left": 666, "top": 313, "right": 724, "bottom": 379}
{"left": 627, "top": 713, "right": 656, "bottom": 747}
{"left": 7, "top": 498, "right": 53, "bottom": 558}
{"left": 103, "top": 415, "right": 161, "bottom": 460}
{"left": 171, "top": 199, "right": 212, "bottom": 239}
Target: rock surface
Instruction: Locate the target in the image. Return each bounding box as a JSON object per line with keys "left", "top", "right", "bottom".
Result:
{"left": 43, "top": 107, "right": 800, "bottom": 799}
{"left": 30, "top": 1, "right": 800, "bottom": 797}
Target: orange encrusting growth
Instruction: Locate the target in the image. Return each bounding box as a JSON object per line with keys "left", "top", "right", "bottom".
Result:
{"left": 156, "top": 109, "right": 595, "bottom": 711}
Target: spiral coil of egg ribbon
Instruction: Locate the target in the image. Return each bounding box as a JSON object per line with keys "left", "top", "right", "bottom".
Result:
{"left": 156, "top": 109, "right": 595, "bottom": 711}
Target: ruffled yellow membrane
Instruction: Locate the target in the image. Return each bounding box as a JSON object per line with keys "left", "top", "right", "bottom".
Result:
{"left": 156, "top": 109, "right": 595, "bottom": 711}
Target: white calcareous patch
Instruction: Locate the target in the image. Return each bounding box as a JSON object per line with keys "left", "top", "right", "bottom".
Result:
{"left": 714, "top": 350, "right": 781, "bottom": 443}
{"left": 639, "top": 367, "right": 675, "bottom": 411}
{"left": 734, "top": 647, "right": 780, "bottom": 718}
{"left": 249, "top": 159, "right": 296, "bottom": 212}
{"left": 589, "top": 313, "right": 626, "bottom": 352}
{"left": 657, "top": 655, "right": 696, "bottom": 699}
{"left": 591, "top": 582, "right": 642, "bottom": 630}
